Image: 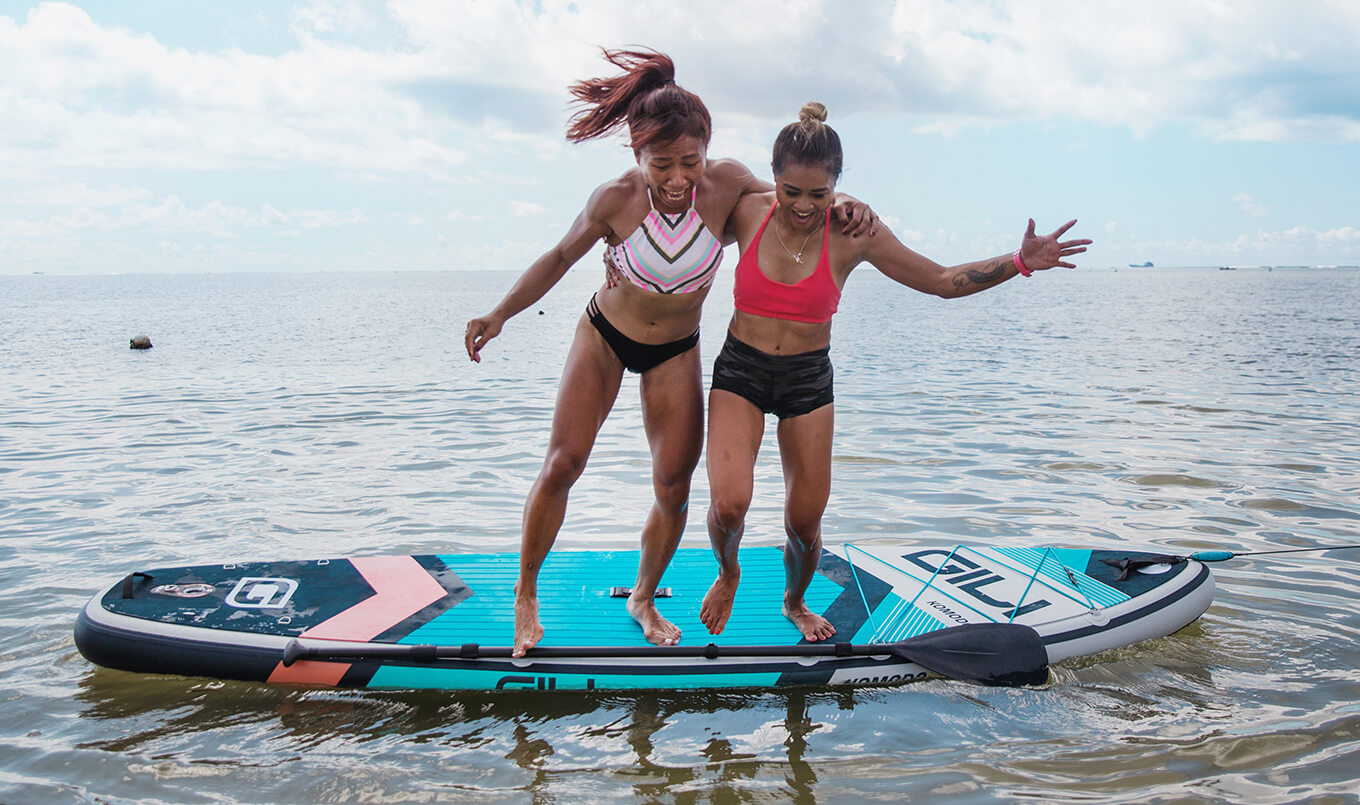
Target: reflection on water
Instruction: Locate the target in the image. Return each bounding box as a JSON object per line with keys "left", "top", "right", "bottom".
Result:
{"left": 2, "top": 267, "right": 1359, "bottom": 803}
{"left": 73, "top": 668, "right": 839, "bottom": 802}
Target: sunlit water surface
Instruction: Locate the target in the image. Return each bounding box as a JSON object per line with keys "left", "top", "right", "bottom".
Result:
{"left": 1, "top": 267, "right": 1357, "bottom": 803}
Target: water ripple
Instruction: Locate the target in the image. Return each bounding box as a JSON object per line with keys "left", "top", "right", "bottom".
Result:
{"left": 2, "top": 268, "right": 1358, "bottom": 803}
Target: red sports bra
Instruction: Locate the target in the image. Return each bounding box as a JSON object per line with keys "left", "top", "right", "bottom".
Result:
{"left": 733, "top": 203, "right": 841, "bottom": 323}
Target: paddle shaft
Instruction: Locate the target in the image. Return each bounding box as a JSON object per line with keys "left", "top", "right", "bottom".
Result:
{"left": 281, "top": 622, "right": 1050, "bottom": 687}
{"left": 287, "top": 640, "right": 908, "bottom": 664}
{"left": 1191, "top": 544, "right": 1360, "bottom": 562}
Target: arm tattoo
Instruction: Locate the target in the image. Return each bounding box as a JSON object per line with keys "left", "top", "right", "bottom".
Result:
{"left": 955, "top": 257, "right": 1010, "bottom": 289}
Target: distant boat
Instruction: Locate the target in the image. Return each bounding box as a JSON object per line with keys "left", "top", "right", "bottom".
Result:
{"left": 1128, "top": 261, "right": 1154, "bottom": 268}
{"left": 1218, "top": 266, "right": 1236, "bottom": 271}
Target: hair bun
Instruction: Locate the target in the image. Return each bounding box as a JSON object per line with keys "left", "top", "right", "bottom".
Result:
{"left": 798, "top": 102, "right": 828, "bottom": 124}
{"left": 772, "top": 102, "right": 843, "bottom": 181}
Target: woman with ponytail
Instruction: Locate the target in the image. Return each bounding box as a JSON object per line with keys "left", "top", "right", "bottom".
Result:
{"left": 464, "top": 53, "right": 876, "bottom": 657}
{"left": 699, "top": 102, "right": 1092, "bottom": 642}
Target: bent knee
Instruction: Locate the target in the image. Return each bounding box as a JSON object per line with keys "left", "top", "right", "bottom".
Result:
{"left": 784, "top": 514, "right": 824, "bottom": 548}
{"left": 538, "top": 448, "right": 589, "bottom": 490}
{"left": 651, "top": 445, "right": 701, "bottom": 488}
{"left": 709, "top": 495, "right": 751, "bottom": 533}
{"left": 652, "top": 473, "right": 693, "bottom": 510}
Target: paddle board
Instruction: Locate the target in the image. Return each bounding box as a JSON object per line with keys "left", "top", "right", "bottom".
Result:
{"left": 75, "top": 542, "right": 1213, "bottom": 690}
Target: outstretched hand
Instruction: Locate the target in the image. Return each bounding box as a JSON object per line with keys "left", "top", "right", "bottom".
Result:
{"left": 464, "top": 315, "right": 503, "bottom": 363}
{"left": 1019, "top": 219, "right": 1092, "bottom": 271}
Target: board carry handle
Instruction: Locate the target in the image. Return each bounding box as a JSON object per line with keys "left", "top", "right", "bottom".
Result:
{"left": 608, "top": 586, "right": 672, "bottom": 598}
{"left": 281, "top": 622, "right": 1049, "bottom": 687}
{"left": 120, "top": 571, "right": 154, "bottom": 599}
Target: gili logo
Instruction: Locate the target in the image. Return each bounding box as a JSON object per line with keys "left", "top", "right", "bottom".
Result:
{"left": 226, "top": 577, "right": 299, "bottom": 609}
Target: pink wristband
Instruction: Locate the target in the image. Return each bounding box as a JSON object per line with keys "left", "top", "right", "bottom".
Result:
{"left": 1013, "top": 249, "right": 1032, "bottom": 277}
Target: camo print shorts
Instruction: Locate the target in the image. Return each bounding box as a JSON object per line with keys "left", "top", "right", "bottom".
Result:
{"left": 710, "top": 331, "right": 833, "bottom": 419}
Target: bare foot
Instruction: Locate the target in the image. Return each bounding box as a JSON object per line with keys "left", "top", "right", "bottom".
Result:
{"left": 700, "top": 575, "right": 740, "bottom": 635}
{"left": 513, "top": 592, "right": 543, "bottom": 658}
{"left": 784, "top": 599, "right": 836, "bottom": 642}
{"left": 627, "top": 593, "right": 681, "bottom": 646}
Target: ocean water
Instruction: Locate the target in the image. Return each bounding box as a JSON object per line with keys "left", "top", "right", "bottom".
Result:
{"left": 1, "top": 266, "right": 1357, "bottom": 803}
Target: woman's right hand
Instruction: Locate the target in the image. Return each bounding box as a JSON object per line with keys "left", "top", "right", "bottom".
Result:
{"left": 464, "top": 315, "right": 504, "bottom": 363}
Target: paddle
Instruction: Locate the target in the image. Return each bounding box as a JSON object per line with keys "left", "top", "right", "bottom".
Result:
{"left": 281, "top": 621, "right": 1049, "bottom": 687}
{"left": 1103, "top": 543, "right": 1360, "bottom": 580}
{"left": 1189, "top": 544, "right": 1360, "bottom": 562}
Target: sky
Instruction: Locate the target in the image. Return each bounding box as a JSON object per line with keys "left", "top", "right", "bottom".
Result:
{"left": 2, "top": 0, "right": 1358, "bottom": 276}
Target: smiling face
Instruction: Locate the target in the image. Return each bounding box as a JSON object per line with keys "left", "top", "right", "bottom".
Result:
{"left": 774, "top": 162, "right": 836, "bottom": 233}
{"left": 636, "top": 135, "right": 707, "bottom": 213}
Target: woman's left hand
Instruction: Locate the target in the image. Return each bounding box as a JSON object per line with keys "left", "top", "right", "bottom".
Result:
{"left": 1019, "top": 219, "right": 1092, "bottom": 270}
{"left": 602, "top": 247, "right": 623, "bottom": 288}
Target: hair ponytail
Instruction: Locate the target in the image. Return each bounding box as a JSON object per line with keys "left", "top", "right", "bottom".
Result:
{"left": 566, "top": 48, "right": 712, "bottom": 154}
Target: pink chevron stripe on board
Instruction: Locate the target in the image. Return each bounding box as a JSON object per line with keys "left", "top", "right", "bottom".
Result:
{"left": 266, "top": 555, "right": 448, "bottom": 685}
{"left": 301, "top": 556, "right": 447, "bottom": 641}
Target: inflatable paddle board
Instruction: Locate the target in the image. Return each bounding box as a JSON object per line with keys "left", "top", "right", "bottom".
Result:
{"left": 75, "top": 543, "right": 1213, "bottom": 690}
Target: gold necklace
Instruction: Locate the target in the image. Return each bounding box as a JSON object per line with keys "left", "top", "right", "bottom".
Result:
{"left": 773, "top": 207, "right": 822, "bottom": 264}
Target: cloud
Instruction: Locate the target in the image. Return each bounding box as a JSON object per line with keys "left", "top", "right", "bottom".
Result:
{"left": 1233, "top": 192, "right": 1269, "bottom": 217}
{"left": 878, "top": 215, "right": 923, "bottom": 243}
{"left": 1291, "top": 224, "right": 1360, "bottom": 245}
{"left": 0, "top": 194, "right": 366, "bottom": 239}
{"left": 883, "top": 1, "right": 1360, "bottom": 142}
{"left": 0, "top": 181, "right": 154, "bottom": 207}
{"left": 1126, "top": 225, "right": 1360, "bottom": 264}
{"left": 3, "top": 1, "right": 1358, "bottom": 274}
{"left": 293, "top": 0, "right": 370, "bottom": 36}
{"left": 385, "top": 0, "right": 1360, "bottom": 142}
{"left": 0, "top": 2, "right": 475, "bottom": 176}
{"left": 4, "top": 0, "right": 1358, "bottom": 195}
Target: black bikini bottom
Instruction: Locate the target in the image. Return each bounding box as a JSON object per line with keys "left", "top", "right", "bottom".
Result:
{"left": 587, "top": 295, "right": 699, "bottom": 374}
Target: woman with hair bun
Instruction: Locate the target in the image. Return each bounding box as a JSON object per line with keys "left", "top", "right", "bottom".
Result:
{"left": 464, "top": 53, "right": 876, "bottom": 657}
{"left": 699, "top": 102, "right": 1092, "bottom": 641}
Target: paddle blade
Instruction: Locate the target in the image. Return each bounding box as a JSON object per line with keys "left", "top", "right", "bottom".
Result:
{"left": 891, "top": 623, "right": 1049, "bottom": 687}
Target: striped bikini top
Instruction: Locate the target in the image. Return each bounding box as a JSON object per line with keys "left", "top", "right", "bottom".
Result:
{"left": 608, "top": 186, "right": 722, "bottom": 294}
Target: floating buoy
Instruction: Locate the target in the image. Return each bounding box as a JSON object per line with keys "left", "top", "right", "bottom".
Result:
{"left": 130, "top": 335, "right": 153, "bottom": 350}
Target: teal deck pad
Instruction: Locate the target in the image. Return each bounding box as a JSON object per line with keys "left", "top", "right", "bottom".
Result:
{"left": 405, "top": 547, "right": 844, "bottom": 648}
